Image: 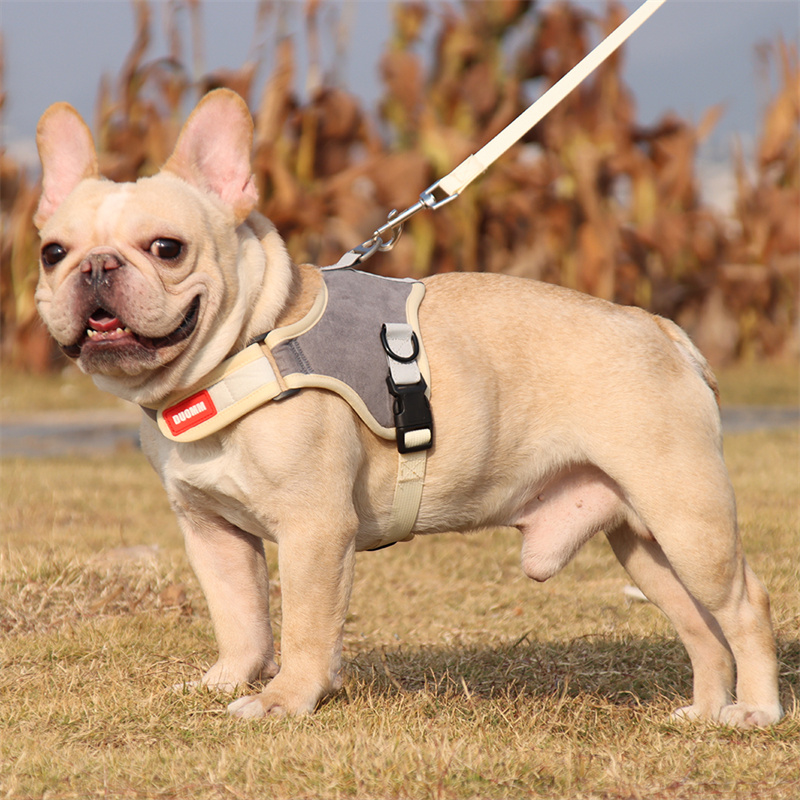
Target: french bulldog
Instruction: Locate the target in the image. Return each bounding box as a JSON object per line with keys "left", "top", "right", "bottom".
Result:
{"left": 33, "top": 89, "right": 782, "bottom": 727}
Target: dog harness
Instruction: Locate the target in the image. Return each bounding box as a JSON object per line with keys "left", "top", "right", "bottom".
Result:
{"left": 142, "top": 267, "right": 433, "bottom": 544}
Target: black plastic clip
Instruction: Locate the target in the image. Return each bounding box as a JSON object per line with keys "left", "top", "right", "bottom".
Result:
{"left": 386, "top": 374, "right": 433, "bottom": 453}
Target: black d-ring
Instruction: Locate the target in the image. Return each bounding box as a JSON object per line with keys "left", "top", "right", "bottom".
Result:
{"left": 380, "top": 324, "right": 419, "bottom": 363}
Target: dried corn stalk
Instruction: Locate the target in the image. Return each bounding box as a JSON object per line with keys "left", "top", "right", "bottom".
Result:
{"left": 1, "top": 0, "right": 797, "bottom": 371}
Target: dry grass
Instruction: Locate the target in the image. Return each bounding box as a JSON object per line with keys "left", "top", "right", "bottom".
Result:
{"left": 1, "top": 412, "right": 799, "bottom": 799}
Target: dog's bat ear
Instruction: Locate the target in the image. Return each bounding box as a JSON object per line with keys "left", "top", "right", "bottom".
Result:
{"left": 164, "top": 89, "right": 258, "bottom": 223}
{"left": 34, "top": 103, "right": 99, "bottom": 229}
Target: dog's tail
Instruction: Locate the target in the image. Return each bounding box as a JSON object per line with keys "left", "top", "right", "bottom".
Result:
{"left": 652, "top": 315, "right": 720, "bottom": 406}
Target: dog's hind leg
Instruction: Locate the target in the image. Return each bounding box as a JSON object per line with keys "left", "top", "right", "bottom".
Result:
{"left": 663, "top": 537, "right": 782, "bottom": 728}
{"left": 607, "top": 472, "right": 782, "bottom": 728}
{"left": 606, "top": 523, "right": 736, "bottom": 718}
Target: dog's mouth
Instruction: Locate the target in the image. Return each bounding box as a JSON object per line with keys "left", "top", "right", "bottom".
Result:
{"left": 61, "top": 296, "right": 201, "bottom": 359}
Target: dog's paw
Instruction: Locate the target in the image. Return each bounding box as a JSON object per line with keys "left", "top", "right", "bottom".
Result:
{"left": 671, "top": 702, "right": 783, "bottom": 728}
{"left": 175, "top": 658, "right": 279, "bottom": 694}
{"left": 227, "top": 694, "right": 282, "bottom": 719}
{"left": 670, "top": 705, "right": 719, "bottom": 722}
{"left": 718, "top": 703, "right": 783, "bottom": 729}
{"left": 227, "top": 678, "right": 321, "bottom": 718}
{"left": 207, "top": 659, "right": 279, "bottom": 692}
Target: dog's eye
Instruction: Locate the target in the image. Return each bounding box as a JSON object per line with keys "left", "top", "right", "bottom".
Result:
{"left": 149, "top": 238, "right": 183, "bottom": 260}
{"left": 41, "top": 243, "right": 68, "bottom": 268}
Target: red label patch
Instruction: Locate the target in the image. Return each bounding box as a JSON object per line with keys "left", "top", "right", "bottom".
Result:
{"left": 163, "top": 390, "right": 217, "bottom": 436}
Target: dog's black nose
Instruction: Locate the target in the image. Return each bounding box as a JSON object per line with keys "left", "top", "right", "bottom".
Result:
{"left": 80, "top": 251, "right": 123, "bottom": 286}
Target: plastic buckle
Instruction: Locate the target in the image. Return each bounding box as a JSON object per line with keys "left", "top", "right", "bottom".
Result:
{"left": 386, "top": 375, "right": 433, "bottom": 453}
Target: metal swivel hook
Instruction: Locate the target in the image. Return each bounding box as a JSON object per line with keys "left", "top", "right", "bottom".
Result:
{"left": 376, "top": 210, "right": 404, "bottom": 252}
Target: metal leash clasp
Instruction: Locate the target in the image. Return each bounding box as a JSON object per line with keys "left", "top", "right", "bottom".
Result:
{"left": 331, "top": 179, "right": 460, "bottom": 269}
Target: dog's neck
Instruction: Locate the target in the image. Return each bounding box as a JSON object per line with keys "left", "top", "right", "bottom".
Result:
{"left": 234, "top": 212, "right": 323, "bottom": 348}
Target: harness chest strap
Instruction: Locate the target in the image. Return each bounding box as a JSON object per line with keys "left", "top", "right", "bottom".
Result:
{"left": 148, "top": 341, "right": 284, "bottom": 439}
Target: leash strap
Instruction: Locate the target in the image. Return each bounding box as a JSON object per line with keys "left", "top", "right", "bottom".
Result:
{"left": 433, "top": 0, "right": 668, "bottom": 200}
{"left": 333, "top": 0, "right": 668, "bottom": 268}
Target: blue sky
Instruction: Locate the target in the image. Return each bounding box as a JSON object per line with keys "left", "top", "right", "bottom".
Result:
{"left": 2, "top": 0, "right": 798, "bottom": 188}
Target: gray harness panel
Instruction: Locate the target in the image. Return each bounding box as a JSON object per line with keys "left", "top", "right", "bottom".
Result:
{"left": 271, "top": 268, "right": 421, "bottom": 431}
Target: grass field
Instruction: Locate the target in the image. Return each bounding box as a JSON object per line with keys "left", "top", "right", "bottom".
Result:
{"left": 1, "top": 366, "right": 798, "bottom": 799}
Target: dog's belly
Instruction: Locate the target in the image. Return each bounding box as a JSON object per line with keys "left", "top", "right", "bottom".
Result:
{"left": 512, "top": 465, "right": 644, "bottom": 582}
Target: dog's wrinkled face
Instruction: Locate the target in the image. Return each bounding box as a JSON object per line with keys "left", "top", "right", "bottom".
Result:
{"left": 36, "top": 175, "right": 218, "bottom": 379}
{"left": 33, "top": 90, "right": 284, "bottom": 406}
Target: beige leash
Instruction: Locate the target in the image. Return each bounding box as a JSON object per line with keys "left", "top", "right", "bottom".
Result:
{"left": 333, "top": 0, "right": 669, "bottom": 270}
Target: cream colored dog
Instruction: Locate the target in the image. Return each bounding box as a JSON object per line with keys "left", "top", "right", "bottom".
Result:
{"left": 34, "top": 89, "right": 782, "bottom": 727}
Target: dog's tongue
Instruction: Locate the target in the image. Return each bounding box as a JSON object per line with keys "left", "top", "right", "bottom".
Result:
{"left": 88, "top": 309, "right": 123, "bottom": 332}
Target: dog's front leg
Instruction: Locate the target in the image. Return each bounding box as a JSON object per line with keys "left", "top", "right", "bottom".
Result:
{"left": 228, "top": 525, "right": 357, "bottom": 718}
{"left": 180, "top": 514, "right": 279, "bottom": 691}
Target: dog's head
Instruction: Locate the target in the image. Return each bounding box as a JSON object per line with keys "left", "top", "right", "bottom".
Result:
{"left": 33, "top": 89, "right": 291, "bottom": 406}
